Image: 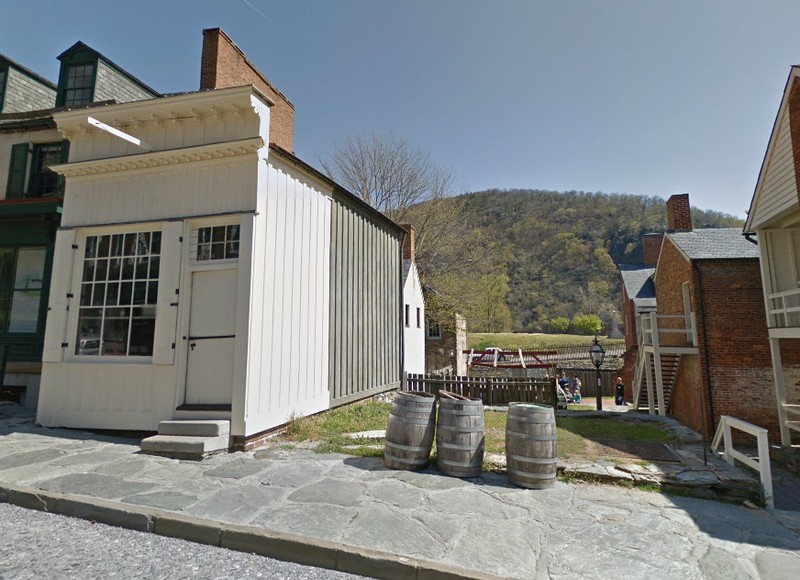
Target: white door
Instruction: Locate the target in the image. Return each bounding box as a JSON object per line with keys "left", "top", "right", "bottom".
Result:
{"left": 184, "top": 269, "right": 237, "bottom": 405}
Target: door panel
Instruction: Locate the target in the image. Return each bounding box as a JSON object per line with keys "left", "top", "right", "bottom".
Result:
{"left": 184, "top": 269, "right": 237, "bottom": 405}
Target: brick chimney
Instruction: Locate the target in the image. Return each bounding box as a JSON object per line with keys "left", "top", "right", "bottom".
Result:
{"left": 642, "top": 233, "right": 663, "bottom": 266}
{"left": 401, "top": 224, "right": 415, "bottom": 261}
{"left": 200, "top": 28, "right": 295, "bottom": 152}
{"left": 666, "top": 194, "right": 692, "bottom": 232}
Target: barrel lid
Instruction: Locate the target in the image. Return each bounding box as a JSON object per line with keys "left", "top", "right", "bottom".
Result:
{"left": 510, "top": 403, "right": 551, "bottom": 412}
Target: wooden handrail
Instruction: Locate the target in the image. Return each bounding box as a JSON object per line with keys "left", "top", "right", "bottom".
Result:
{"left": 711, "top": 415, "right": 773, "bottom": 510}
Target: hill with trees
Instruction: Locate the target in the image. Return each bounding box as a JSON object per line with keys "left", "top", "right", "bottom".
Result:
{"left": 428, "top": 188, "right": 743, "bottom": 333}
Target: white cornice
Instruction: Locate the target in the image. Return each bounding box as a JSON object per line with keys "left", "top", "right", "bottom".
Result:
{"left": 51, "top": 136, "right": 264, "bottom": 177}
{"left": 53, "top": 86, "right": 270, "bottom": 137}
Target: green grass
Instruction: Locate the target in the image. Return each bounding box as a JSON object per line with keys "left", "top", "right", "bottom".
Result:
{"left": 282, "top": 400, "right": 677, "bottom": 462}
{"left": 469, "top": 332, "right": 624, "bottom": 350}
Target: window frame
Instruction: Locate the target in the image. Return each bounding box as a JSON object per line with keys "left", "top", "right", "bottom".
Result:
{"left": 28, "top": 142, "right": 65, "bottom": 197}
{"left": 70, "top": 228, "right": 162, "bottom": 360}
{"left": 0, "top": 244, "right": 49, "bottom": 336}
{"left": 58, "top": 61, "right": 96, "bottom": 107}
{"left": 190, "top": 219, "right": 241, "bottom": 266}
{"left": 426, "top": 319, "right": 442, "bottom": 339}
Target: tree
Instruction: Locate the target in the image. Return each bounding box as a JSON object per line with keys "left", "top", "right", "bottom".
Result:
{"left": 573, "top": 314, "right": 602, "bottom": 336}
{"left": 550, "top": 316, "right": 570, "bottom": 333}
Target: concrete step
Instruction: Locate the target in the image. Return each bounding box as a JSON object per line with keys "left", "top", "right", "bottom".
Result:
{"left": 140, "top": 434, "right": 230, "bottom": 459}
{"left": 172, "top": 409, "right": 232, "bottom": 421}
{"left": 158, "top": 419, "right": 230, "bottom": 437}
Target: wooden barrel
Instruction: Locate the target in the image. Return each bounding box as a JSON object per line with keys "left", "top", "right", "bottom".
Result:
{"left": 384, "top": 392, "right": 436, "bottom": 470}
{"left": 505, "top": 402, "right": 557, "bottom": 489}
{"left": 436, "top": 397, "right": 485, "bottom": 478}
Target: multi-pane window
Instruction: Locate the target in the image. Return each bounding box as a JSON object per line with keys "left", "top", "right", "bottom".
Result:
{"left": 62, "top": 63, "right": 95, "bottom": 106}
{"left": 0, "top": 247, "right": 46, "bottom": 333}
{"left": 196, "top": 225, "right": 239, "bottom": 261}
{"left": 427, "top": 320, "right": 442, "bottom": 339}
{"left": 29, "top": 143, "right": 63, "bottom": 197}
{"left": 75, "top": 231, "right": 160, "bottom": 356}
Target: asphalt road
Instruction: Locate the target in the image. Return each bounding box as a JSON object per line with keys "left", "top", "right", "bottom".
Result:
{"left": 0, "top": 503, "right": 365, "bottom": 580}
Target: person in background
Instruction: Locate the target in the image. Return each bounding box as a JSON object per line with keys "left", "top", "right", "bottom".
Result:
{"left": 572, "top": 385, "right": 582, "bottom": 403}
{"left": 615, "top": 376, "right": 625, "bottom": 406}
{"left": 571, "top": 375, "right": 581, "bottom": 395}
{"left": 558, "top": 371, "right": 570, "bottom": 396}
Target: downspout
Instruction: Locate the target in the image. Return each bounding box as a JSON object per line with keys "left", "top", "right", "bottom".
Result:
{"left": 399, "top": 230, "right": 406, "bottom": 389}
{"left": 694, "top": 265, "right": 716, "bottom": 463}
{"left": 743, "top": 232, "right": 758, "bottom": 245}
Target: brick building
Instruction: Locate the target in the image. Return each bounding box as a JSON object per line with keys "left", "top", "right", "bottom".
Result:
{"left": 620, "top": 194, "right": 779, "bottom": 442}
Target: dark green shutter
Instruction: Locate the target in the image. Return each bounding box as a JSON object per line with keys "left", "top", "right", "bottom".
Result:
{"left": 6, "top": 142, "right": 29, "bottom": 199}
{"left": 56, "top": 140, "right": 70, "bottom": 196}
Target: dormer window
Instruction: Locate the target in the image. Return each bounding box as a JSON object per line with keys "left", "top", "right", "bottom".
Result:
{"left": 62, "top": 63, "right": 95, "bottom": 106}
{"left": 0, "top": 68, "right": 7, "bottom": 111}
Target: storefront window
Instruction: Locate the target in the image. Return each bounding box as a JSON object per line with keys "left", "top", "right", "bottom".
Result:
{"left": 75, "top": 231, "right": 160, "bottom": 356}
{"left": 0, "top": 247, "right": 46, "bottom": 333}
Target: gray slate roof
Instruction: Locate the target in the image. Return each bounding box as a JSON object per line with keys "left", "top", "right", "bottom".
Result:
{"left": 668, "top": 228, "right": 759, "bottom": 260}
{"left": 619, "top": 264, "right": 656, "bottom": 309}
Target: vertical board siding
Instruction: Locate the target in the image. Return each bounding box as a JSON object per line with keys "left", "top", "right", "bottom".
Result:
{"left": 241, "top": 160, "right": 331, "bottom": 436}
{"left": 329, "top": 199, "right": 402, "bottom": 405}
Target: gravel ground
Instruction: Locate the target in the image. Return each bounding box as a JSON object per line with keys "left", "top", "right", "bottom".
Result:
{"left": 0, "top": 503, "right": 365, "bottom": 580}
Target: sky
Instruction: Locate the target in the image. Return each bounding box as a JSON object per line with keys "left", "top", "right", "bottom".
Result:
{"left": 4, "top": 0, "right": 800, "bottom": 219}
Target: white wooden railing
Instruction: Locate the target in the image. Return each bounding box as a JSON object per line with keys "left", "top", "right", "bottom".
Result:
{"left": 767, "top": 287, "right": 800, "bottom": 328}
{"left": 711, "top": 415, "right": 773, "bottom": 510}
{"left": 641, "top": 312, "right": 697, "bottom": 348}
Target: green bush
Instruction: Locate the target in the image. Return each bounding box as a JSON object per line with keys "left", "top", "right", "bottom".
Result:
{"left": 573, "top": 314, "right": 602, "bottom": 336}
{"left": 550, "top": 316, "right": 570, "bottom": 333}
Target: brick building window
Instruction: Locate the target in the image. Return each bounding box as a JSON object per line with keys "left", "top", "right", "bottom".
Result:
{"left": 75, "top": 231, "right": 160, "bottom": 356}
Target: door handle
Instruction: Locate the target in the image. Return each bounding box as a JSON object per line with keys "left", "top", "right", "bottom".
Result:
{"left": 190, "top": 342, "right": 197, "bottom": 351}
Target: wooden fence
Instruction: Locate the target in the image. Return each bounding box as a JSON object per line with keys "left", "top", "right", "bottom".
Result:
{"left": 404, "top": 373, "right": 557, "bottom": 407}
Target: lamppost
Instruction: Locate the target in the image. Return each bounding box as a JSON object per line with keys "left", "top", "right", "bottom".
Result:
{"left": 589, "top": 335, "right": 606, "bottom": 411}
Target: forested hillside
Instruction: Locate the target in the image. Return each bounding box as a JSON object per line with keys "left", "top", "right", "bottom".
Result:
{"left": 416, "top": 189, "right": 743, "bottom": 333}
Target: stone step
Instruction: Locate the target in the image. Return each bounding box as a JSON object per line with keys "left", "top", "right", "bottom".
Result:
{"left": 140, "top": 434, "right": 230, "bottom": 459}
{"left": 172, "top": 409, "right": 232, "bottom": 421}
{"left": 158, "top": 419, "right": 230, "bottom": 437}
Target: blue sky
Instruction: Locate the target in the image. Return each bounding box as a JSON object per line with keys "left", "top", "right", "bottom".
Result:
{"left": 5, "top": 1, "right": 800, "bottom": 218}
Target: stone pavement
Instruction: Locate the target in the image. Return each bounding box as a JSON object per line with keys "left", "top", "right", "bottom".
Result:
{"left": 1, "top": 407, "right": 800, "bottom": 580}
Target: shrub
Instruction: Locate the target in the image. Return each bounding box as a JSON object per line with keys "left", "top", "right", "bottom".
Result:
{"left": 573, "top": 314, "right": 602, "bottom": 336}
{"left": 550, "top": 316, "right": 570, "bottom": 333}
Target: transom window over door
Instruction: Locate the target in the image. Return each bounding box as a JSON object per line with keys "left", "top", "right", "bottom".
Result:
{"left": 75, "top": 231, "right": 160, "bottom": 356}
{"left": 196, "top": 224, "right": 239, "bottom": 261}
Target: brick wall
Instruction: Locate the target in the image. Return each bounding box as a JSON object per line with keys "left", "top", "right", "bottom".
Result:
{"left": 642, "top": 233, "right": 663, "bottom": 266}
{"left": 666, "top": 194, "right": 692, "bottom": 232}
{"left": 200, "top": 28, "right": 294, "bottom": 152}
{"left": 401, "top": 224, "right": 415, "bottom": 261}
{"left": 654, "top": 238, "right": 779, "bottom": 442}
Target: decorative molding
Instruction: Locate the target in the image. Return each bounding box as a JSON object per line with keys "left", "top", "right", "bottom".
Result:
{"left": 51, "top": 137, "right": 264, "bottom": 177}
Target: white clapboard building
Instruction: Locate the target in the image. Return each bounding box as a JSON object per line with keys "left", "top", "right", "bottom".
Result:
{"left": 36, "top": 84, "right": 404, "bottom": 453}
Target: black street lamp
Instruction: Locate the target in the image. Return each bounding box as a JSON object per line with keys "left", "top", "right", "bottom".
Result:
{"left": 589, "top": 335, "right": 606, "bottom": 411}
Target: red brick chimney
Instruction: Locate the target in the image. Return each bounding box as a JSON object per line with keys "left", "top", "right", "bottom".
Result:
{"left": 200, "top": 28, "right": 295, "bottom": 152}
{"left": 666, "top": 194, "right": 692, "bottom": 232}
{"left": 401, "top": 224, "right": 415, "bottom": 261}
{"left": 642, "top": 233, "right": 663, "bottom": 266}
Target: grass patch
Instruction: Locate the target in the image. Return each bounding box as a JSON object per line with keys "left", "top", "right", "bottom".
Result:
{"left": 281, "top": 400, "right": 677, "bottom": 464}
{"left": 469, "top": 332, "right": 623, "bottom": 350}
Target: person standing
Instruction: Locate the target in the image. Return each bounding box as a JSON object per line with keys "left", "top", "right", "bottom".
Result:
{"left": 615, "top": 377, "right": 625, "bottom": 406}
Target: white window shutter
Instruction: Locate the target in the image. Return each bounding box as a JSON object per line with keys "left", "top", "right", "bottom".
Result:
{"left": 152, "top": 222, "right": 184, "bottom": 365}
{"left": 42, "top": 230, "right": 77, "bottom": 363}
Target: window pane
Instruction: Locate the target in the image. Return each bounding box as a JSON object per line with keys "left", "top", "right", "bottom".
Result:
{"left": 91, "top": 283, "right": 106, "bottom": 306}
{"left": 80, "top": 283, "right": 92, "bottom": 306}
{"left": 0, "top": 292, "right": 9, "bottom": 331}
{"left": 119, "top": 281, "right": 133, "bottom": 305}
{"left": 14, "top": 248, "right": 46, "bottom": 290}
{"left": 110, "top": 234, "right": 124, "bottom": 257}
{"left": 129, "top": 306, "right": 156, "bottom": 356}
{"left": 95, "top": 258, "right": 108, "bottom": 281}
{"left": 198, "top": 227, "right": 211, "bottom": 244}
{"left": 97, "top": 235, "right": 110, "bottom": 257}
{"left": 212, "top": 226, "right": 226, "bottom": 242}
{"left": 211, "top": 243, "right": 225, "bottom": 260}
{"left": 147, "top": 281, "right": 158, "bottom": 305}
{"left": 84, "top": 237, "right": 97, "bottom": 258}
{"left": 149, "top": 256, "right": 160, "bottom": 279}
{"left": 0, "top": 248, "right": 14, "bottom": 291}
{"left": 133, "top": 281, "right": 147, "bottom": 305}
{"left": 226, "top": 241, "right": 239, "bottom": 259}
{"left": 123, "top": 233, "right": 136, "bottom": 256}
{"left": 134, "top": 257, "right": 149, "bottom": 279}
{"left": 108, "top": 258, "right": 121, "bottom": 281}
{"left": 106, "top": 282, "right": 119, "bottom": 306}
{"left": 102, "top": 312, "right": 129, "bottom": 356}
{"left": 75, "top": 309, "right": 102, "bottom": 355}
{"left": 8, "top": 290, "right": 41, "bottom": 332}
{"left": 83, "top": 260, "right": 95, "bottom": 282}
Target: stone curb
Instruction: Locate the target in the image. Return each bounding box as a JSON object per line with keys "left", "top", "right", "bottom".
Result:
{"left": 0, "top": 482, "right": 503, "bottom": 580}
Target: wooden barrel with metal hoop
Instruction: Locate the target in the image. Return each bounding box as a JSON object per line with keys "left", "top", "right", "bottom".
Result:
{"left": 384, "top": 391, "right": 436, "bottom": 470}
{"left": 436, "top": 391, "right": 485, "bottom": 478}
{"left": 505, "top": 402, "right": 557, "bottom": 489}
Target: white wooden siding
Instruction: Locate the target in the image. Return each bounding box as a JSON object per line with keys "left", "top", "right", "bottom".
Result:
{"left": 61, "top": 158, "right": 258, "bottom": 227}
{"left": 236, "top": 157, "right": 332, "bottom": 437}
{"left": 403, "top": 262, "right": 426, "bottom": 374}
{"left": 751, "top": 113, "right": 799, "bottom": 229}
{"left": 36, "top": 363, "right": 177, "bottom": 430}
